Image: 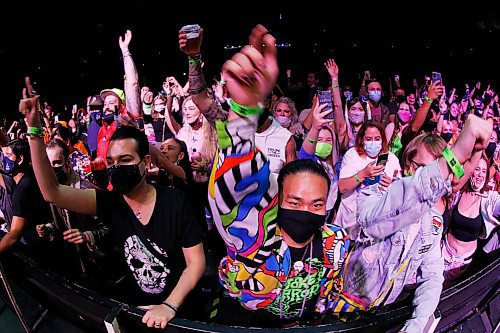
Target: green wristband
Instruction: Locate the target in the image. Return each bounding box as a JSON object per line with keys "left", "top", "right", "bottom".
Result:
{"left": 354, "top": 173, "right": 361, "bottom": 183}
{"left": 332, "top": 84, "right": 340, "bottom": 89}
{"left": 229, "top": 99, "right": 263, "bottom": 117}
{"left": 27, "top": 127, "right": 44, "bottom": 137}
{"left": 424, "top": 96, "right": 433, "bottom": 104}
{"left": 306, "top": 135, "right": 317, "bottom": 144}
{"left": 189, "top": 59, "right": 201, "bottom": 66}
{"left": 442, "top": 146, "right": 464, "bottom": 178}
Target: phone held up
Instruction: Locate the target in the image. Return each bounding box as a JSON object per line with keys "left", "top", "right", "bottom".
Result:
{"left": 317, "top": 90, "right": 334, "bottom": 119}
{"left": 376, "top": 152, "right": 389, "bottom": 166}
{"left": 431, "top": 72, "right": 442, "bottom": 85}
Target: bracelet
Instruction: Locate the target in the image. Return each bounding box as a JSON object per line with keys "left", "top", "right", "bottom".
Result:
{"left": 162, "top": 301, "right": 178, "bottom": 314}
{"left": 188, "top": 54, "right": 202, "bottom": 65}
{"left": 442, "top": 146, "right": 465, "bottom": 178}
{"left": 331, "top": 84, "right": 340, "bottom": 89}
{"left": 122, "top": 51, "right": 131, "bottom": 58}
{"left": 306, "top": 135, "right": 317, "bottom": 144}
{"left": 229, "top": 99, "right": 263, "bottom": 117}
{"left": 354, "top": 173, "right": 362, "bottom": 183}
{"left": 27, "top": 127, "right": 44, "bottom": 137}
{"left": 424, "top": 96, "right": 433, "bottom": 104}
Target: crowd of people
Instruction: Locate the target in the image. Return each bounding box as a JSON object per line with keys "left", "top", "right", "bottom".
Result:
{"left": 1, "top": 24, "right": 499, "bottom": 332}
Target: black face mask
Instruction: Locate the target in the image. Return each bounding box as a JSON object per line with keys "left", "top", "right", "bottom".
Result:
{"left": 440, "top": 132, "right": 453, "bottom": 143}
{"left": 52, "top": 165, "right": 68, "bottom": 184}
{"left": 277, "top": 207, "right": 325, "bottom": 244}
{"left": 106, "top": 162, "right": 144, "bottom": 195}
{"left": 102, "top": 113, "right": 115, "bottom": 125}
{"left": 486, "top": 142, "right": 497, "bottom": 159}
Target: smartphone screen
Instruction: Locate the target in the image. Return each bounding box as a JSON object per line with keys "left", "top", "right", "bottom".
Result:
{"left": 432, "top": 72, "right": 442, "bottom": 85}
{"left": 376, "top": 152, "right": 389, "bottom": 166}
{"left": 317, "top": 90, "right": 334, "bottom": 119}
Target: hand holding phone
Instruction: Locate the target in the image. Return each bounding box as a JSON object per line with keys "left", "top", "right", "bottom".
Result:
{"left": 431, "top": 71, "right": 442, "bottom": 85}
{"left": 376, "top": 152, "right": 389, "bottom": 166}
{"left": 317, "top": 90, "right": 334, "bottom": 119}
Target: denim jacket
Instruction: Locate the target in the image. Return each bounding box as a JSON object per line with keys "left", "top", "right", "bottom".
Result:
{"left": 341, "top": 160, "right": 450, "bottom": 333}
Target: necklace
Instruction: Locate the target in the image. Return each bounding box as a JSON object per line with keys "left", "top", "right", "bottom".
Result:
{"left": 279, "top": 236, "right": 314, "bottom": 320}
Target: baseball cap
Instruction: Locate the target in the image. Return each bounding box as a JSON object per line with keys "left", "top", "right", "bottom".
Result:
{"left": 100, "top": 88, "right": 125, "bottom": 105}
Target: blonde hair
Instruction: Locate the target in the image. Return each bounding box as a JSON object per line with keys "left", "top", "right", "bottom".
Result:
{"left": 271, "top": 97, "right": 304, "bottom": 137}
{"left": 180, "top": 96, "right": 217, "bottom": 163}
{"left": 402, "top": 133, "right": 447, "bottom": 172}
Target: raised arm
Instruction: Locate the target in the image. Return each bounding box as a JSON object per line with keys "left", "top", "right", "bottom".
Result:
{"left": 164, "top": 95, "right": 182, "bottom": 136}
{"left": 179, "top": 27, "right": 228, "bottom": 125}
{"left": 409, "top": 81, "right": 443, "bottom": 133}
{"left": 209, "top": 24, "right": 278, "bottom": 255}
{"left": 19, "top": 96, "right": 96, "bottom": 216}
{"left": 119, "top": 30, "right": 142, "bottom": 119}
{"left": 357, "top": 115, "right": 492, "bottom": 240}
{"left": 325, "top": 59, "right": 349, "bottom": 151}
{"left": 299, "top": 102, "right": 331, "bottom": 156}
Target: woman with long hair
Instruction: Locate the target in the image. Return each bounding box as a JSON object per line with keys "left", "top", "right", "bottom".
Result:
{"left": 271, "top": 96, "right": 304, "bottom": 149}
{"left": 385, "top": 101, "right": 412, "bottom": 158}
{"left": 336, "top": 121, "right": 401, "bottom": 236}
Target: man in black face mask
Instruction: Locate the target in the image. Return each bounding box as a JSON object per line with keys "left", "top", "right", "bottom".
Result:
{"left": 207, "top": 25, "right": 349, "bottom": 327}
{"left": 34, "top": 139, "right": 113, "bottom": 277}
{"left": 0, "top": 139, "right": 52, "bottom": 256}
{"left": 21, "top": 93, "right": 205, "bottom": 330}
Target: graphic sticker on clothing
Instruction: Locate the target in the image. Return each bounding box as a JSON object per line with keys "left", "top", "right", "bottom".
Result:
{"left": 124, "top": 235, "right": 170, "bottom": 294}
{"left": 432, "top": 215, "right": 443, "bottom": 235}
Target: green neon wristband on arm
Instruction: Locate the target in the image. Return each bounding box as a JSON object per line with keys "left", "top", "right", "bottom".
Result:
{"left": 229, "top": 99, "right": 263, "bottom": 117}
{"left": 442, "top": 146, "right": 465, "bottom": 178}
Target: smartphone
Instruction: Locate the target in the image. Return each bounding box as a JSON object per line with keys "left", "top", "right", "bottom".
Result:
{"left": 317, "top": 90, "right": 334, "bottom": 119}
{"left": 376, "top": 152, "right": 389, "bottom": 166}
{"left": 364, "top": 70, "right": 371, "bottom": 79}
{"left": 135, "top": 117, "right": 145, "bottom": 130}
{"left": 432, "top": 72, "right": 442, "bottom": 85}
{"left": 413, "top": 78, "right": 418, "bottom": 87}
{"left": 395, "top": 74, "right": 400, "bottom": 82}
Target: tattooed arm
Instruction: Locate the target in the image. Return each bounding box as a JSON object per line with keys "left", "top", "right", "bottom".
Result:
{"left": 179, "top": 27, "right": 228, "bottom": 125}
{"left": 119, "top": 30, "right": 142, "bottom": 118}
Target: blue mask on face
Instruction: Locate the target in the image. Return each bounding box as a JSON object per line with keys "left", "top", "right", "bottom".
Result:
{"left": 364, "top": 140, "right": 382, "bottom": 158}
{"left": 368, "top": 90, "right": 382, "bottom": 103}
{"left": 1, "top": 155, "right": 15, "bottom": 175}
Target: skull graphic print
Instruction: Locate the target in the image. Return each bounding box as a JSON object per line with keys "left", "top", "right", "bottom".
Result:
{"left": 124, "top": 235, "right": 170, "bottom": 294}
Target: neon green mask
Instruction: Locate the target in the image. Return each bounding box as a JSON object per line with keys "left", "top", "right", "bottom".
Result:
{"left": 315, "top": 142, "right": 333, "bottom": 159}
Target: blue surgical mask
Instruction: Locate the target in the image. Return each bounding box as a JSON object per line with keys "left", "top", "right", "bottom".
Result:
{"left": 1, "top": 155, "right": 15, "bottom": 175}
{"left": 369, "top": 90, "right": 382, "bottom": 103}
{"left": 364, "top": 140, "right": 382, "bottom": 158}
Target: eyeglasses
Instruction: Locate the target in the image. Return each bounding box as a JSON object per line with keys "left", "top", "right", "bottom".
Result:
{"left": 410, "top": 159, "right": 426, "bottom": 170}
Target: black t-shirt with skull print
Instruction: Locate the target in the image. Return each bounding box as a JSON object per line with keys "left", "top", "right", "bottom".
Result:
{"left": 95, "top": 185, "right": 202, "bottom": 305}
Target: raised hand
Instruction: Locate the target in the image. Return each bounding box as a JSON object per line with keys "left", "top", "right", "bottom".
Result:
{"left": 222, "top": 24, "right": 278, "bottom": 108}
{"left": 427, "top": 81, "right": 444, "bottom": 101}
{"left": 119, "top": 30, "right": 133, "bottom": 53}
{"left": 179, "top": 28, "right": 204, "bottom": 57}
{"left": 311, "top": 102, "right": 332, "bottom": 130}
{"left": 19, "top": 96, "right": 42, "bottom": 128}
{"left": 325, "top": 59, "right": 339, "bottom": 80}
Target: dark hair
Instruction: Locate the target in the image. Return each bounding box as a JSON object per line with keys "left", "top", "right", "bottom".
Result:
{"left": 109, "top": 126, "right": 149, "bottom": 159}
{"left": 52, "top": 124, "right": 72, "bottom": 142}
{"left": 278, "top": 159, "right": 331, "bottom": 196}
{"left": 355, "top": 120, "right": 389, "bottom": 156}
{"left": 46, "top": 138, "right": 70, "bottom": 162}
{"left": 366, "top": 79, "right": 382, "bottom": 89}
{"left": 171, "top": 138, "right": 194, "bottom": 185}
{"left": 8, "top": 139, "right": 31, "bottom": 171}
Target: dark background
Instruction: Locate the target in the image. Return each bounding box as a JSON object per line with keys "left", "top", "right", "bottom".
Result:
{"left": 1, "top": 2, "right": 499, "bottom": 120}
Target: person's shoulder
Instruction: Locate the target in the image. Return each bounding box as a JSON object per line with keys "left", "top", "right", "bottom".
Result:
{"left": 322, "top": 224, "right": 348, "bottom": 240}
{"left": 155, "top": 185, "right": 189, "bottom": 203}
{"left": 343, "top": 147, "right": 359, "bottom": 159}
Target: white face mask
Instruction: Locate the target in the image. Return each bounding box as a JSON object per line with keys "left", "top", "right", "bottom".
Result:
{"left": 363, "top": 140, "right": 382, "bottom": 157}
{"left": 275, "top": 115, "right": 291, "bottom": 127}
{"left": 154, "top": 105, "right": 166, "bottom": 112}
{"left": 470, "top": 177, "right": 485, "bottom": 192}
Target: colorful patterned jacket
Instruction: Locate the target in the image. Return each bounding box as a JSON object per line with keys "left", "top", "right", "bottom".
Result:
{"left": 208, "top": 114, "right": 349, "bottom": 314}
